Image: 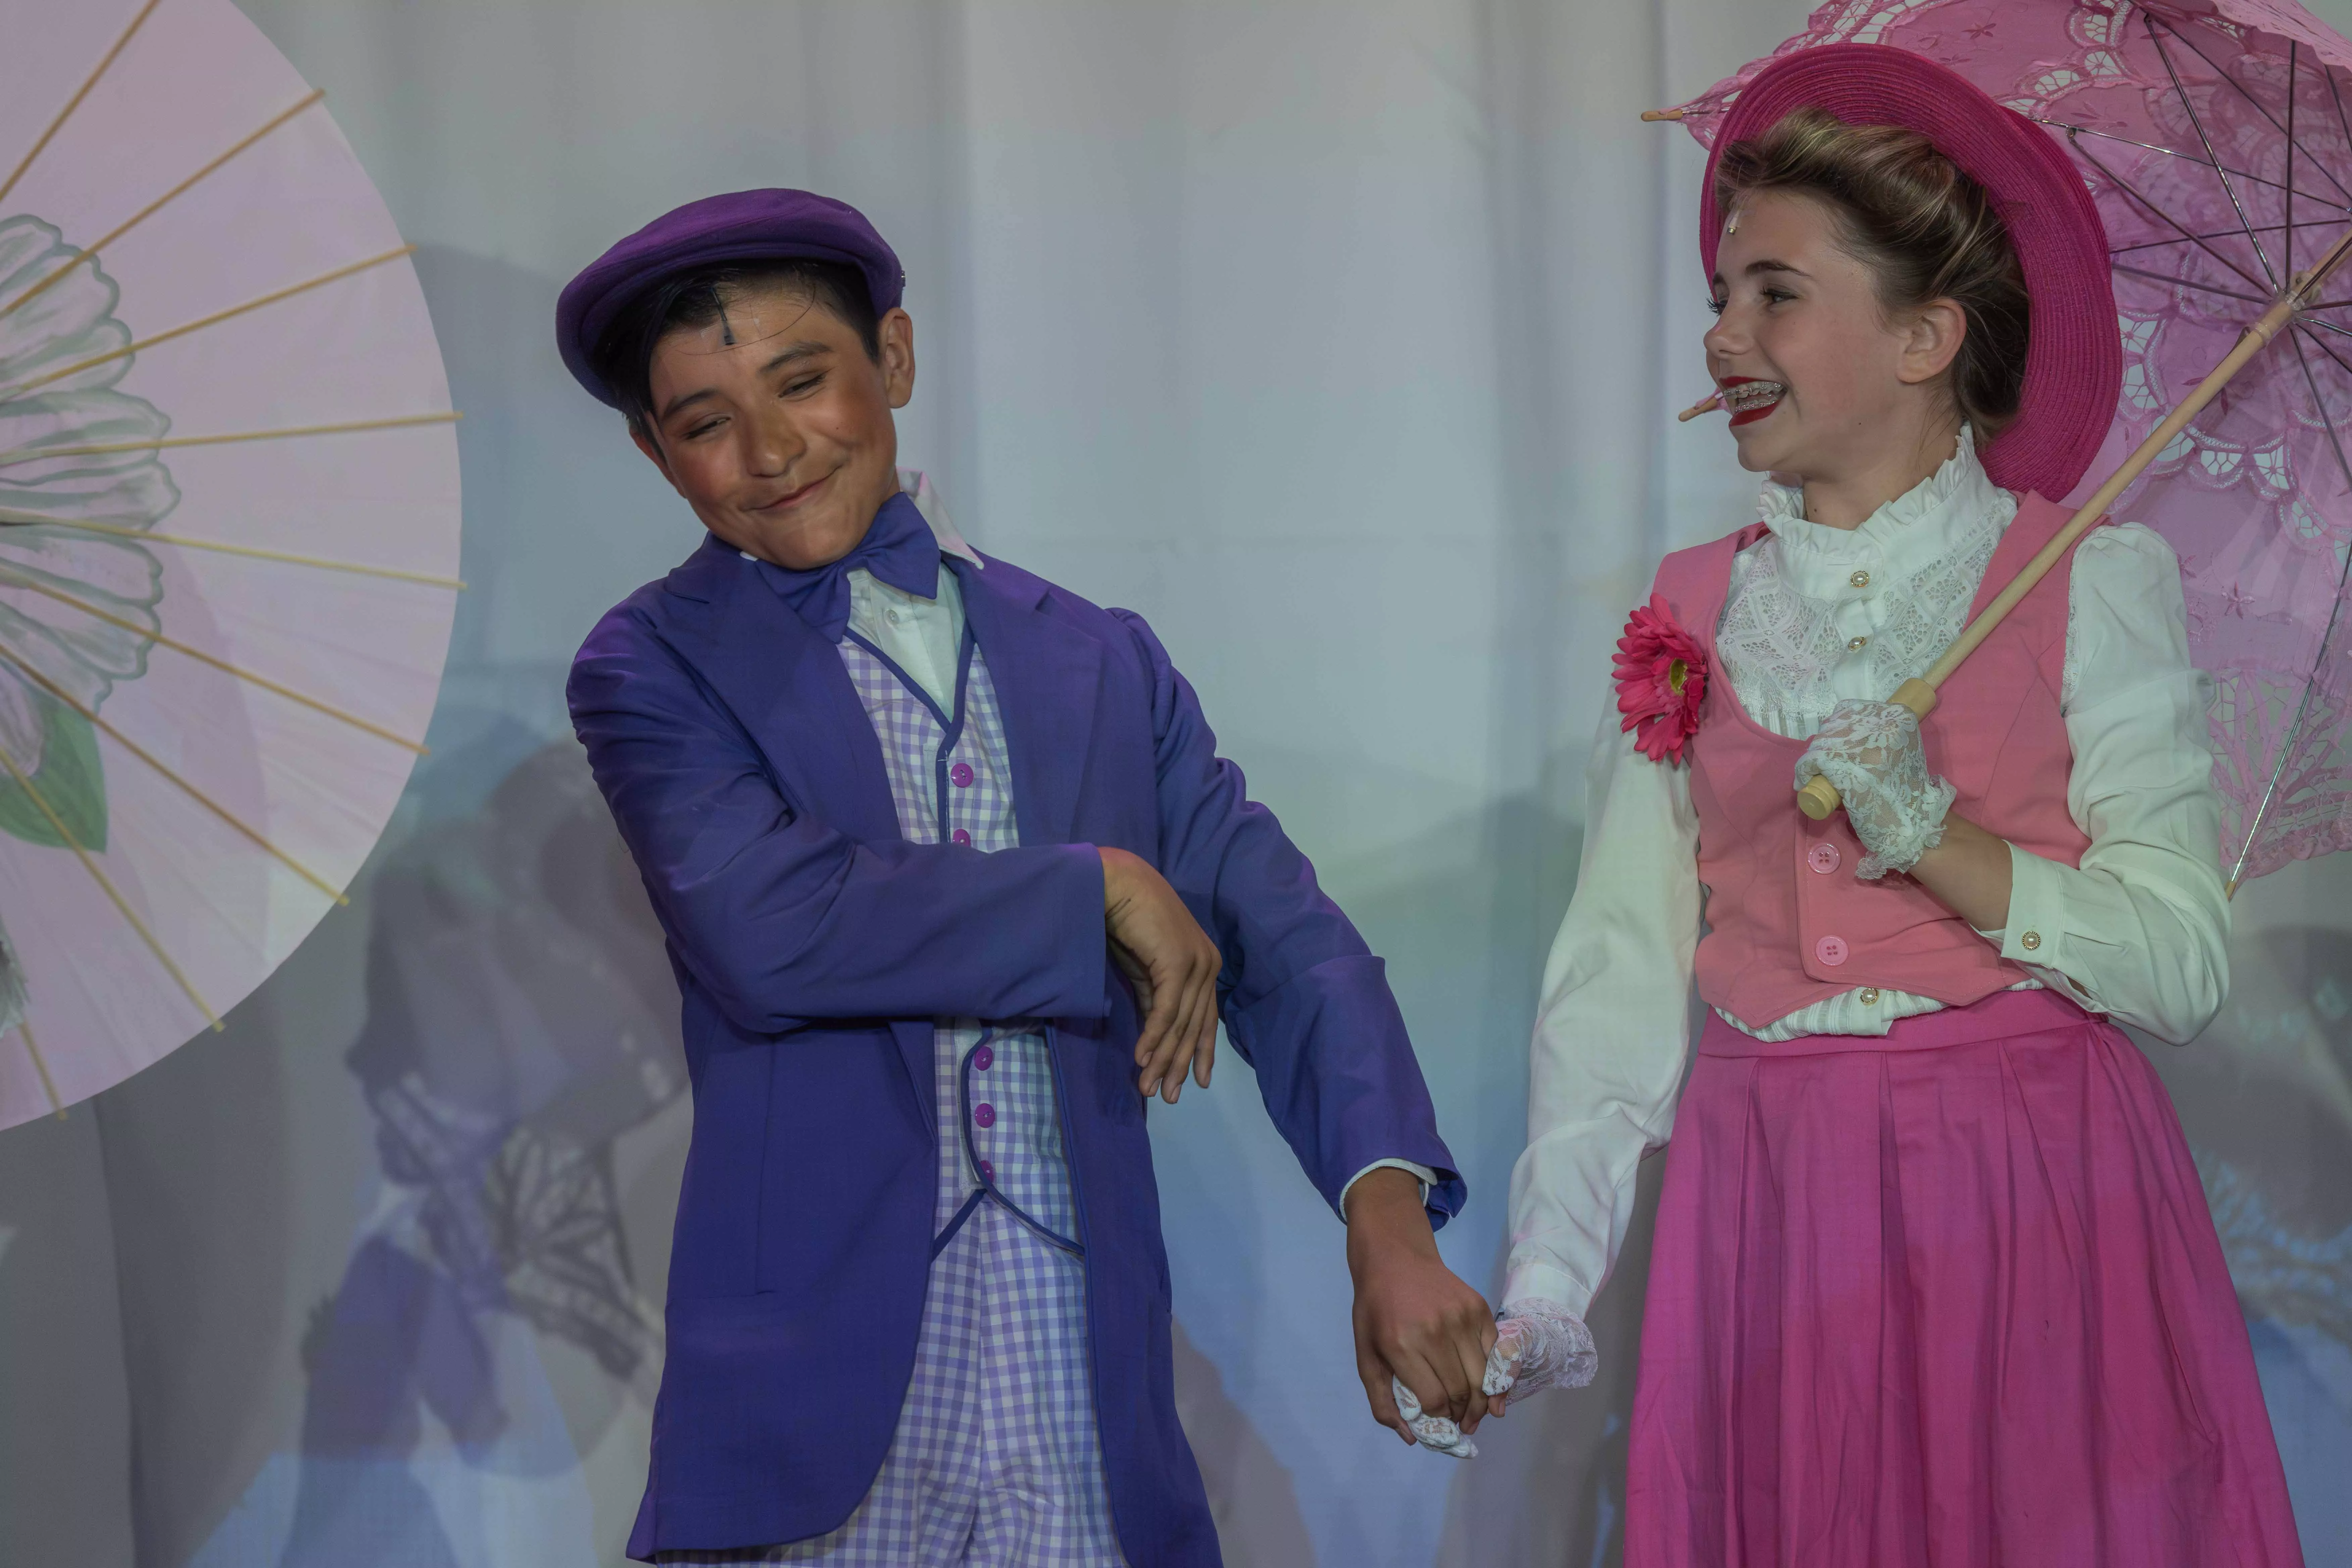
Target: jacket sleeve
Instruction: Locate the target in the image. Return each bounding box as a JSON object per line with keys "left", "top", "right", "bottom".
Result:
{"left": 569, "top": 610, "right": 1108, "bottom": 1035}
{"left": 1109, "top": 608, "right": 1465, "bottom": 1225}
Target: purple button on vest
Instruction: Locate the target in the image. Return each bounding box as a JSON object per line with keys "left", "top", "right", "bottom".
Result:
{"left": 1815, "top": 935, "right": 1850, "bottom": 968}
{"left": 973, "top": 1102, "right": 995, "bottom": 1128}
{"left": 1807, "top": 842, "right": 1841, "bottom": 875}
{"left": 951, "top": 828, "right": 972, "bottom": 846}
{"left": 979, "top": 1159, "right": 994, "bottom": 1182}
{"left": 973, "top": 1044, "right": 995, "bottom": 1071}
{"left": 951, "top": 763, "right": 975, "bottom": 788}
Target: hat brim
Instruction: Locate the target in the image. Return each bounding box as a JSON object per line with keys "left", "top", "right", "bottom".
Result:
{"left": 1700, "top": 44, "right": 2119, "bottom": 502}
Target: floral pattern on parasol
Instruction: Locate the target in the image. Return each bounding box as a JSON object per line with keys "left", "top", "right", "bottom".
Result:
{"left": 0, "top": 212, "right": 174, "bottom": 1036}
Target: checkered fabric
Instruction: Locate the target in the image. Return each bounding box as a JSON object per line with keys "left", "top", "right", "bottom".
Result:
{"left": 662, "top": 629, "right": 1120, "bottom": 1566}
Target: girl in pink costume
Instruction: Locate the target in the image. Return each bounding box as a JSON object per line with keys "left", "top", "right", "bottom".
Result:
{"left": 1486, "top": 46, "right": 2305, "bottom": 1566}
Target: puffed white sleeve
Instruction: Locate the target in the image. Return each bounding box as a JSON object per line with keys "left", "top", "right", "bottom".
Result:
{"left": 1502, "top": 696, "right": 1704, "bottom": 1322}
{"left": 1992, "top": 523, "right": 2230, "bottom": 1044}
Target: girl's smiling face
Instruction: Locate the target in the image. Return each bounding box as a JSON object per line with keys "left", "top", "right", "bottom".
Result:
{"left": 1704, "top": 190, "right": 1966, "bottom": 525}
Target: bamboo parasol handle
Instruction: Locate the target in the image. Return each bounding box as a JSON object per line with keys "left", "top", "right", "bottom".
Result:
{"left": 1796, "top": 225, "right": 2352, "bottom": 823}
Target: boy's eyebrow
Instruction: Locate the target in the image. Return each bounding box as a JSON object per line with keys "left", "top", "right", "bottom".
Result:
{"left": 656, "top": 341, "right": 833, "bottom": 422}
{"left": 760, "top": 340, "right": 830, "bottom": 375}
{"left": 657, "top": 386, "right": 720, "bottom": 422}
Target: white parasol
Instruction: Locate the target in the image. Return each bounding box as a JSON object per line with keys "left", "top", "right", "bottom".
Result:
{"left": 0, "top": 0, "right": 461, "bottom": 1128}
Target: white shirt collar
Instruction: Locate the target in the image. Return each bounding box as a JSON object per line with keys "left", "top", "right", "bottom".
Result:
{"left": 900, "top": 469, "right": 983, "bottom": 569}
{"left": 1755, "top": 426, "right": 2008, "bottom": 588}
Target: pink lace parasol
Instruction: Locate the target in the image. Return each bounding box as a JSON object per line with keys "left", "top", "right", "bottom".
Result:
{"left": 1664, "top": 0, "right": 2352, "bottom": 889}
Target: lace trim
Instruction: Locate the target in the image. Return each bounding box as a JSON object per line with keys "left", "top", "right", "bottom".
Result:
{"left": 1757, "top": 424, "right": 1985, "bottom": 544}
{"left": 1720, "top": 428, "right": 2013, "bottom": 737}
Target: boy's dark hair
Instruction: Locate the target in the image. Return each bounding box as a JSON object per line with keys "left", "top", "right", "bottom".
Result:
{"left": 588, "top": 258, "right": 883, "bottom": 438}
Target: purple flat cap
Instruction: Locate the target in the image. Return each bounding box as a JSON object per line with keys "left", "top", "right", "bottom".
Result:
{"left": 555, "top": 188, "right": 905, "bottom": 406}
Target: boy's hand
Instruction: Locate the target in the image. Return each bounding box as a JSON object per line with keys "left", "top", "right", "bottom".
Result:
{"left": 1345, "top": 1167, "right": 1495, "bottom": 1444}
{"left": 1098, "top": 847, "right": 1221, "bottom": 1103}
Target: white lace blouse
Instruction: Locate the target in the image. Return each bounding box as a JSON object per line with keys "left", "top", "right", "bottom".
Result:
{"left": 1504, "top": 430, "right": 2230, "bottom": 1328}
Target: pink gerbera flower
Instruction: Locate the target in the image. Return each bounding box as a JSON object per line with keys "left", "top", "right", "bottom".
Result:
{"left": 1612, "top": 594, "right": 1708, "bottom": 764}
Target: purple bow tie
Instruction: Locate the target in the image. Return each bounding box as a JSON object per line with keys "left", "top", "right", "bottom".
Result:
{"left": 751, "top": 491, "right": 941, "bottom": 643}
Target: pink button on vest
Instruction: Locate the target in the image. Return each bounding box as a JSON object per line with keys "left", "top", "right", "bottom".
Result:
{"left": 1647, "top": 493, "right": 2095, "bottom": 1032}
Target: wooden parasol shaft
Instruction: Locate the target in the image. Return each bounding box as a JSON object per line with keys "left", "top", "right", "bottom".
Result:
{"left": 1796, "top": 224, "right": 2352, "bottom": 822}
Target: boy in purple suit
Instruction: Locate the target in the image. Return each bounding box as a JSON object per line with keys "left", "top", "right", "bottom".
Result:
{"left": 559, "top": 189, "right": 1489, "bottom": 1566}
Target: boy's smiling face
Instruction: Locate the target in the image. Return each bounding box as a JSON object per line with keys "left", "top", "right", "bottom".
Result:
{"left": 634, "top": 281, "right": 916, "bottom": 570}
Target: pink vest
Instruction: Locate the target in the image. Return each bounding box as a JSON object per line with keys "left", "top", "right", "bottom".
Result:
{"left": 1649, "top": 493, "right": 2096, "bottom": 1031}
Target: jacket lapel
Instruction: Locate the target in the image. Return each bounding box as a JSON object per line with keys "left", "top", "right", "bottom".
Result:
{"left": 954, "top": 555, "right": 1102, "bottom": 847}
{"left": 654, "top": 537, "right": 940, "bottom": 1132}
{"left": 653, "top": 536, "right": 902, "bottom": 845}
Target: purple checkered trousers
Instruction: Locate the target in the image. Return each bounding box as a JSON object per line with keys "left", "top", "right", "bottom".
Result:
{"left": 665, "top": 621, "right": 1124, "bottom": 1566}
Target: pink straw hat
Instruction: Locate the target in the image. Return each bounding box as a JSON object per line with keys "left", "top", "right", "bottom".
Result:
{"left": 1701, "top": 44, "right": 2119, "bottom": 501}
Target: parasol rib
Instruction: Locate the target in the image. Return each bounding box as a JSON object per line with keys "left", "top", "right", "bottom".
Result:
{"left": 0, "top": 745, "right": 221, "bottom": 1032}
{"left": 2292, "top": 318, "right": 2352, "bottom": 384}
{"left": 2113, "top": 216, "right": 2352, "bottom": 261}
{"left": 2223, "top": 327, "right": 2352, "bottom": 892}
{"left": 0, "top": 91, "right": 326, "bottom": 324}
{"left": 2329, "top": 63, "right": 2352, "bottom": 172}
{"left": 17, "top": 1023, "right": 62, "bottom": 1120}
{"left": 3, "top": 515, "right": 466, "bottom": 589}
{"left": 0, "top": 563, "right": 430, "bottom": 754}
{"left": 2071, "top": 137, "right": 2274, "bottom": 296}
{"left": 0, "top": 0, "right": 163, "bottom": 209}
{"left": 2146, "top": 13, "right": 2279, "bottom": 288}
{"left": 2029, "top": 116, "right": 2352, "bottom": 216}
{"left": 0, "top": 641, "right": 349, "bottom": 904}
{"left": 0, "top": 245, "right": 418, "bottom": 402}
{"left": 0, "top": 410, "right": 460, "bottom": 468}
{"left": 2160, "top": 19, "right": 2352, "bottom": 210}
{"left": 1797, "top": 227, "right": 2352, "bottom": 830}
{"left": 2109, "top": 260, "right": 2268, "bottom": 305}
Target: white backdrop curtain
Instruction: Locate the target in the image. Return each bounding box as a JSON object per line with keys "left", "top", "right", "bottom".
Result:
{"left": 4, "top": 2, "right": 2351, "bottom": 1564}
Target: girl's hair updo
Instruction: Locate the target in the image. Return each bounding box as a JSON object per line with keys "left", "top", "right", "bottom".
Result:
{"left": 1714, "top": 107, "right": 2032, "bottom": 436}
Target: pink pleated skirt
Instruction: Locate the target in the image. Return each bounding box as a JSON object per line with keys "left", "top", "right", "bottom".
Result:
{"left": 1626, "top": 987, "right": 2304, "bottom": 1567}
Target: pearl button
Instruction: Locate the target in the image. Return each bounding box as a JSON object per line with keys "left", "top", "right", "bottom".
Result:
{"left": 887, "top": 608, "right": 902, "bottom": 625}
{"left": 1815, "top": 935, "right": 1850, "bottom": 967}
{"left": 2020, "top": 930, "right": 2042, "bottom": 951}
{"left": 1807, "top": 842, "right": 1841, "bottom": 875}
{"left": 1850, "top": 569, "right": 1871, "bottom": 588}
{"left": 973, "top": 1103, "right": 995, "bottom": 1128}
{"left": 1858, "top": 987, "right": 1881, "bottom": 1005}
{"left": 1847, "top": 635, "right": 1869, "bottom": 651}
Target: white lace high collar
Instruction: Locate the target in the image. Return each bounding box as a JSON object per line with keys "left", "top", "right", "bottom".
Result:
{"left": 1716, "top": 426, "right": 2018, "bottom": 740}
{"left": 1755, "top": 426, "right": 2010, "bottom": 599}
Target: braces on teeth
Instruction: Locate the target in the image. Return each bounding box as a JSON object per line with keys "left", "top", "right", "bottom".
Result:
{"left": 1723, "top": 381, "right": 1785, "bottom": 410}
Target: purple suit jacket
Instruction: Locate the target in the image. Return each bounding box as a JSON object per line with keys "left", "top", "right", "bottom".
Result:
{"left": 569, "top": 533, "right": 1465, "bottom": 1565}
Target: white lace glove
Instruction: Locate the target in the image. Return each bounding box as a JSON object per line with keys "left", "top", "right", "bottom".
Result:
{"left": 1794, "top": 698, "right": 1958, "bottom": 879}
{"left": 1392, "top": 1377, "right": 1479, "bottom": 1459}
{"left": 1483, "top": 1299, "right": 1597, "bottom": 1404}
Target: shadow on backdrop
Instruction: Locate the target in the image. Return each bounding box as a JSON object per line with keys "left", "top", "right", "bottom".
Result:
{"left": 277, "top": 738, "right": 685, "bottom": 1567}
